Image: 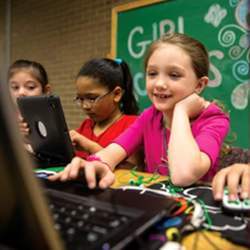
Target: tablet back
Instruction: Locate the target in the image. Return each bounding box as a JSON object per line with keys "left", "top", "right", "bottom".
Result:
{"left": 17, "top": 95, "right": 75, "bottom": 168}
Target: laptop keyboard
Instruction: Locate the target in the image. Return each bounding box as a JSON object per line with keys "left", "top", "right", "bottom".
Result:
{"left": 46, "top": 189, "right": 140, "bottom": 250}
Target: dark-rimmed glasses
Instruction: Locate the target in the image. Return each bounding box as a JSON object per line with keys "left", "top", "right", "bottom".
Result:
{"left": 73, "top": 90, "right": 113, "bottom": 107}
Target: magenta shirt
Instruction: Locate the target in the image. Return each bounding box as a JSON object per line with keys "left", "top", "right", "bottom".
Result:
{"left": 114, "top": 103, "right": 230, "bottom": 181}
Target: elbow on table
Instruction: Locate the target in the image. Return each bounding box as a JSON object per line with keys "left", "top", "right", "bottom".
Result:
{"left": 169, "top": 155, "right": 208, "bottom": 187}
{"left": 170, "top": 170, "right": 199, "bottom": 187}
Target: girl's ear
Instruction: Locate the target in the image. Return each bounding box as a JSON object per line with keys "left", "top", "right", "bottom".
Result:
{"left": 113, "top": 86, "right": 123, "bottom": 103}
{"left": 44, "top": 84, "right": 52, "bottom": 94}
{"left": 195, "top": 76, "right": 208, "bottom": 94}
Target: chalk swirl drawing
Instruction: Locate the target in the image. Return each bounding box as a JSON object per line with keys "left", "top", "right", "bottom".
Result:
{"left": 229, "top": 0, "right": 240, "bottom": 7}
{"left": 229, "top": 44, "right": 243, "bottom": 59}
{"left": 232, "top": 60, "right": 249, "bottom": 82}
{"left": 218, "top": 25, "right": 236, "bottom": 47}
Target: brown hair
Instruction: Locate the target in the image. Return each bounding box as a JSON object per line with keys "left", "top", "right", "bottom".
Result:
{"left": 8, "top": 59, "right": 49, "bottom": 92}
{"left": 144, "top": 32, "right": 209, "bottom": 78}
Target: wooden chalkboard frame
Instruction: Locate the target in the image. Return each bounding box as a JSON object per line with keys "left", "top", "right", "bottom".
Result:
{"left": 111, "top": 0, "right": 163, "bottom": 57}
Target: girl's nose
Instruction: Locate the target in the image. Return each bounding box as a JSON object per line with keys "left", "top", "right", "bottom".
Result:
{"left": 155, "top": 76, "right": 167, "bottom": 89}
{"left": 17, "top": 87, "right": 27, "bottom": 97}
{"left": 81, "top": 102, "right": 92, "bottom": 111}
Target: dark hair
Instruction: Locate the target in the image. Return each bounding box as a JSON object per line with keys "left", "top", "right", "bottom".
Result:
{"left": 8, "top": 59, "right": 49, "bottom": 92}
{"left": 144, "top": 32, "right": 209, "bottom": 78}
{"left": 77, "top": 58, "right": 139, "bottom": 115}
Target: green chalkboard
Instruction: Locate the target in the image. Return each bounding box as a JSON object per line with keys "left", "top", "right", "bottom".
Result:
{"left": 111, "top": 0, "right": 249, "bottom": 148}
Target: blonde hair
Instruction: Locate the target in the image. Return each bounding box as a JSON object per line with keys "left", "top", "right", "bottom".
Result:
{"left": 144, "top": 32, "right": 209, "bottom": 78}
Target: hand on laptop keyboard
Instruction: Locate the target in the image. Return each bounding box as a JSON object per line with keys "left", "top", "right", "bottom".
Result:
{"left": 48, "top": 156, "right": 115, "bottom": 189}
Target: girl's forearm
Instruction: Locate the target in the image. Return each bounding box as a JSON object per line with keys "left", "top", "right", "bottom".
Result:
{"left": 168, "top": 108, "right": 204, "bottom": 186}
{"left": 86, "top": 139, "right": 103, "bottom": 154}
{"left": 76, "top": 136, "right": 102, "bottom": 154}
{"left": 95, "top": 143, "right": 127, "bottom": 171}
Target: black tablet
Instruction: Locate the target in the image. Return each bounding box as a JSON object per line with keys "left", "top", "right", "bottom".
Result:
{"left": 17, "top": 95, "right": 75, "bottom": 168}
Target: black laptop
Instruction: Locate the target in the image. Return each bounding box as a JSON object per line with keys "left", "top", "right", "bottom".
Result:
{"left": 17, "top": 95, "right": 75, "bottom": 168}
{"left": 0, "top": 79, "right": 177, "bottom": 250}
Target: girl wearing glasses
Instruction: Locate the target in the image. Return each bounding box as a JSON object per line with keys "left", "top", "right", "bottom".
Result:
{"left": 69, "top": 58, "right": 139, "bottom": 160}
{"left": 50, "top": 33, "right": 230, "bottom": 189}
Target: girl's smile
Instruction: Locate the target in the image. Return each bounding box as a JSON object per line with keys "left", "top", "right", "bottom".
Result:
{"left": 153, "top": 92, "right": 172, "bottom": 100}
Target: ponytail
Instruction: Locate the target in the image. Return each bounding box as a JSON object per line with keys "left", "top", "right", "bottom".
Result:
{"left": 118, "top": 60, "right": 139, "bottom": 115}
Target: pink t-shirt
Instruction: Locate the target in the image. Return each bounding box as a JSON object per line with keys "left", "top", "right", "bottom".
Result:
{"left": 114, "top": 103, "right": 230, "bottom": 181}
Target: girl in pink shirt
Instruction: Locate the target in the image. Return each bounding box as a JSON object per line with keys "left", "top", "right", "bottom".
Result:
{"left": 50, "top": 33, "right": 229, "bottom": 188}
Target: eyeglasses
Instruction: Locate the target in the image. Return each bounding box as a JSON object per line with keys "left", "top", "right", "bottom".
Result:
{"left": 73, "top": 90, "right": 112, "bottom": 107}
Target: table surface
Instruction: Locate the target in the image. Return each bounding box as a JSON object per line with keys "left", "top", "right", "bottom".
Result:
{"left": 43, "top": 167, "right": 249, "bottom": 250}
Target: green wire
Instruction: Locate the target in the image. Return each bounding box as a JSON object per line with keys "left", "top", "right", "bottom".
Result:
{"left": 197, "top": 198, "right": 212, "bottom": 229}
{"left": 164, "top": 178, "right": 183, "bottom": 194}
{"left": 129, "top": 167, "right": 160, "bottom": 185}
